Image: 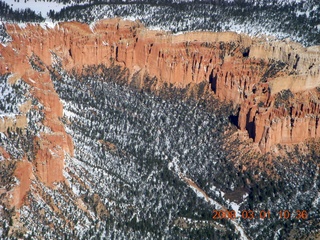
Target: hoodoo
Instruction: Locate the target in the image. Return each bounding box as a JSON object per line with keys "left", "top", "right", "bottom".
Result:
{"left": 2, "top": 19, "right": 320, "bottom": 148}
{"left": 1, "top": 19, "right": 320, "bottom": 207}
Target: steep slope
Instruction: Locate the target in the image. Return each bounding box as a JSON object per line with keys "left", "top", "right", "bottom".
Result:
{"left": 0, "top": 18, "right": 320, "bottom": 239}
{"left": 2, "top": 18, "right": 320, "bottom": 153}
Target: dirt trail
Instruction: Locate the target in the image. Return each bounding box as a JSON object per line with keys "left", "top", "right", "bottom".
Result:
{"left": 180, "top": 174, "right": 249, "bottom": 240}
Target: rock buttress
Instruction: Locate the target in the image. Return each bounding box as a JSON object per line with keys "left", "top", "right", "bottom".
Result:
{"left": 0, "top": 20, "right": 320, "bottom": 195}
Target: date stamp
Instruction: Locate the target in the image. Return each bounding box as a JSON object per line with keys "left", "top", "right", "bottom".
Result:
{"left": 212, "top": 209, "right": 308, "bottom": 220}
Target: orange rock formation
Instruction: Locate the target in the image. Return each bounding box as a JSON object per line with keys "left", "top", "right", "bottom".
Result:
{"left": 11, "top": 160, "right": 33, "bottom": 208}
{"left": 1, "top": 18, "right": 320, "bottom": 207}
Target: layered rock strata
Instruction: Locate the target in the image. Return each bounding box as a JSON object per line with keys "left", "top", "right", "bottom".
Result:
{"left": 1, "top": 19, "right": 320, "bottom": 149}
{"left": 0, "top": 29, "right": 75, "bottom": 208}
{"left": 0, "top": 18, "right": 320, "bottom": 207}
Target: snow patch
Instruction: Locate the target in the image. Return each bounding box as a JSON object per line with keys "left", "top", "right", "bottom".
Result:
{"left": 39, "top": 21, "right": 58, "bottom": 30}
{"left": 89, "top": 22, "right": 96, "bottom": 33}
{"left": 4, "top": 0, "right": 67, "bottom": 18}
{"left": 63, "top": 109, "right": 77, "bottom": 118}
{"left": 210, "top": 185, "right": 225, "bottom": 197}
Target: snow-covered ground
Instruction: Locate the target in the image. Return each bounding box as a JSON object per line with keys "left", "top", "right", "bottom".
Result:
{"left": 2, "top": 0, "right": 319, "bottom": 47}
{"left": 4, "top": 0, "right": 67, "bottom": 18}
{"left": 185, "top": 177, "right": 249, "bottom": 240}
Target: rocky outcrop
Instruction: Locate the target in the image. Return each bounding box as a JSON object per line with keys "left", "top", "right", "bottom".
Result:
{"left": 0, "top": 115, "right": 27, "bottom": 133}
{"left": 0, "top": 27, "right": 75, "bottom": 209}
{"left": 27, "top": 70, "right": 74, "bottom": 185}
{"left": 2, "top": 19, "right": 261, "bottom": 105}
{"left": 0, "top": 69, "right": 74, "bottom": 208}
{"left": 11, "top": 160, "right": 33, "bottom": 208}
{"left": 243, "top": 89, "right": 320, "bottom": 152}
{"left": 1, "top": 19, "right": 320, "bottom": 205}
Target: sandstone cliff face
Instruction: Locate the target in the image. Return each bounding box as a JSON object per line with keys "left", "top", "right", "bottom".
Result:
{"left": 0, "top": 69, "right": 74, "bottom": 208}
{"left": 0, "top": 27, "right": 75, "bottom": 208}
{"left": 2, "top": 19, "right": 261, "bottom": 104}
{"left": 1, "top": 18, "right": 320, "bottom": 207}
{"left": 10, "top": 160, "right": 33, "bottom": 209}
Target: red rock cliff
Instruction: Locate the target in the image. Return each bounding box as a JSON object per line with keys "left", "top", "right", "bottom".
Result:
{"left": 1, "top": 19, "right": 320, "bottom": 203}
{"left": 0, "top": 25, "right": 75, "bottom": 209}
